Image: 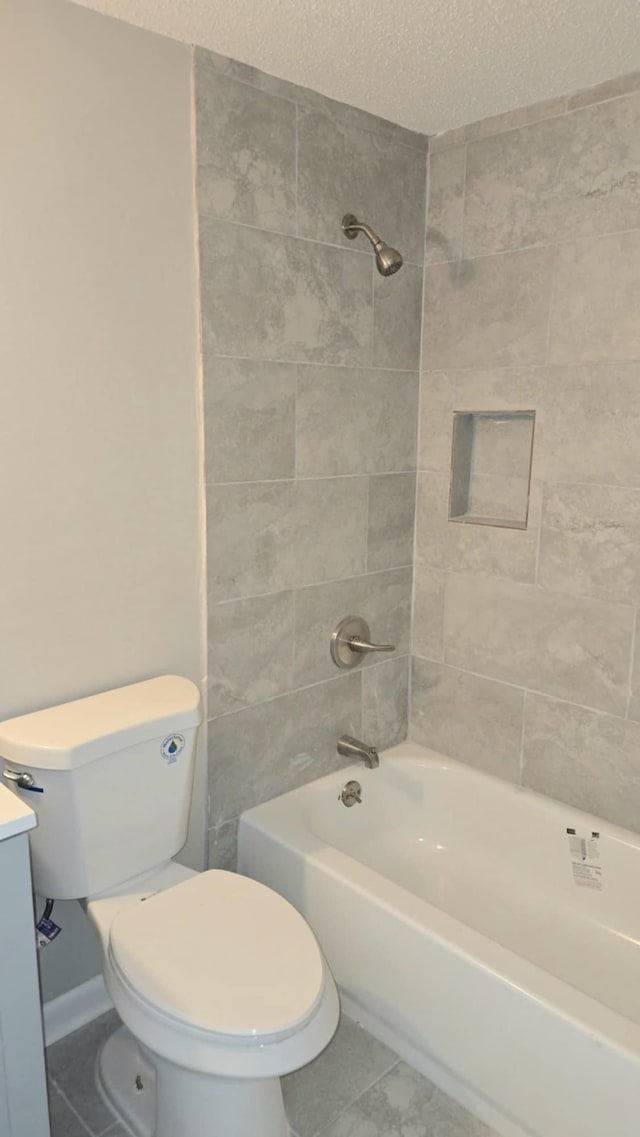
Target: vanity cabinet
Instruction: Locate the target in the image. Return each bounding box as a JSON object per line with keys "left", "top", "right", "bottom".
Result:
{"left": 0, "top": 788, "right": 50, "bottom": 1136}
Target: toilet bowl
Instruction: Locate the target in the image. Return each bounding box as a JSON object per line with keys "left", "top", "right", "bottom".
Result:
{"left": 89, "top": 865, "right": 339, "bottom": 1137}
{"left": 0, "top": 676, "right": 339, "bottom": 1137}
{"left": 88, "top": 864, "right": 343, "bottom": 1132}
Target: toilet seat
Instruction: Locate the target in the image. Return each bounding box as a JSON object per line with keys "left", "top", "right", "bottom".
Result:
{"left": 110, "top": 869, "right": 325, "bottom": 1039}
{"left": 104, "top": 869, "right": 339, "bottom": 1077}
{"left": 104, "top": 868, "right": 338, "bottom": 1073}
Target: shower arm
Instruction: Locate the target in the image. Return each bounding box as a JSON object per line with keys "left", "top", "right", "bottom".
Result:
{"left": 341, "top": 214, "right": 383, "bottom": 248}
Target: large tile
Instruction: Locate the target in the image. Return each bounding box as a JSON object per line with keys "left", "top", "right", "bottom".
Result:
{"left": 568, "top": 70, "right": 640, "bottom": 110}
{"left": 297, "top": 109, "right": 426, "bottom": 262}
{"left": 47, "top": 1010, "right": 120, "bottom": 1135}
{"left": 412, "top": 564, "right": 446, "bottom": 661}
{"left": 418, "top": 371, "right": 456, "bottom": 473}
{"left": 426, "top": 146, "right": 466, "bottom": 264}
{"left": 443, "top": 573, "right": 634, "bottom": 715}
{"left": 293, "top": 568, "right": 412, "bottom": 687}
{"left": 203, "top": 356, "right": 295, "bottom": 483}
{"left": 415, "top": 472, "right": 540, "bottom": 584}
{"left": 207, "top": 673, "right": 361, "bottom": 824}
{"left": 531, "top": 363, "right": 640, "bottom": 486}
{"left": 207, "top": 477, "right": 368, "bottom": 602}
{"left": 296, "top": 366, "right": 419, "bottom": 477}
{"left": 363, "top": 656, "right": 410, "bottom": 751}
{"left": 412, "top": 658, "right": 524, "bottom": 781}
{"left": 430, "top": 95, "right": 568, "bottom": 153}
{"left": 423, "top": 246, "right": 554, "bottom": 369}
{"left": 550, "top": 229, "right": 640, "bottom": 364}
{"left": 438, "top": 363, "right": 640, "bottom": 487}
{"left": 464, "top": 95, "right": 640, "bottom": 256}
{"left": 539, "top": 483, "right": 640, "bottom": 604}
{"left": 373, "top": 263, "right": 423, "bottom": 371}
{"left": 321, "top": 1060, "right": 498, "bottom": 1137}
{"left": 283, "top": 1014, "right": 398, "bottom": 1137}
{"left": 48, "top": 1086, "right": 92, "bottom": 1137}
{"left": 523, "top": 694, "right": 640, "bottom": 832}
{"left": 195, "top": 47, "right": 426, "bottom": 154}
{"left": 200, "top": 220, "right": 372, "bottom": 363}
{"left": 367, "top": 472, "right": 416, "bottom": 571}
{"left": 196, "top": 66, "right": 296, "bottom": 232}
{"left": 207, "top": 817, "right": 238, "bottom": 871}
{"left": 208, "top": 591, "right": 294, "bottom": 716}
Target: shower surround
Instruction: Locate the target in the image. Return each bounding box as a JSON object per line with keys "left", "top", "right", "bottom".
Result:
{"left": 413, "top": 72, "right": 640, "bottom": 830}
{"left": 196, "top": 48, "right": 427, "bottom": 866}
{"left": 201, "top": 57, "right": 640, "bottom": 863}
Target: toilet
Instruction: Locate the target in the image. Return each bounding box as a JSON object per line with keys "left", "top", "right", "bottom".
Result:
{"left": 0, "top": 677, "right": 339, "bottom": 1137}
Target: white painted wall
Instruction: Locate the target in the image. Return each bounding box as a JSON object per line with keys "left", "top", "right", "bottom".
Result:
{"left": 0, "top": 0, "right": 205, "bottom": 1000}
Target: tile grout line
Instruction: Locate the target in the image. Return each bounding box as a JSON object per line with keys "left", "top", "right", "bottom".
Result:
{"left": 49, "top": 1083, "right": 96, "bottom": 1137}
{"left": 200, "top": 209, "right": 425, "bottom": 266}
{"left": 396, "top": 221, "right": 640, "bottom": 267}
{"left": 459, "top": 141, "right": 468, "bottom": 259}
{"left": 364, "top": 474, "right": 372, "bottom": 572}
{"left": 207, "top": 469, "right": 419, "bottom": 488}
{"left": 430, "top": 81, "right": 640, "bottom": 153}
{"left": 417, "top": 469, "right": 640, "bottom": 493}
{"left": 421, "top": 354, "right": 640, "bottom": 375}
{"left": 291, "top": 578, "right": 298, "bottom": 692}
{"left": 427, "top": 562, "right": 636, "bottom": 613}
{"left": 408, "top": 144, "right": 431, "bottom": 735}
{"left": 209, "top": 564, "right": 414, "bottom": 609}
{"left": 411, "top": 652, "right": 636, "bottom": 724}
{"left": 197, "top": 51, "right": 428, "bottom": 153}
{"left": 519, "top": 688, "right": 528, "bottom": 786}
{"left": 207, "top": 665, "right": 376, "bottom": 724}
{"left": 203, "top": 350, "right": 424, "bottom": 374}
{"left": 207, "top": 652, "right": 413, "bottom": 728}
{"left": 625, "top": 608, "right": 637, "bottom": 719}
{"left": 294, "top": 102, "right": 299, "bottom": 238}
{"left": 312, "top": 1058, "right": 402, "bottom": 1137}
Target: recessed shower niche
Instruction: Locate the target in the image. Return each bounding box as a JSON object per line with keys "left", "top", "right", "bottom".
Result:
{"left": 448, "top": 410, "right": 535, "bottom": 530}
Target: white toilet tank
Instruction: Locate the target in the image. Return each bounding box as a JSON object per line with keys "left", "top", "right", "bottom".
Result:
{"left": 0, "top": 676, "right": 202, "bottom": 900}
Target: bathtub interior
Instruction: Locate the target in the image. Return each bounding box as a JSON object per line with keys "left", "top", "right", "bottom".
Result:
{"left": 279, "top": 747, "right": 640, "bottom": 1028}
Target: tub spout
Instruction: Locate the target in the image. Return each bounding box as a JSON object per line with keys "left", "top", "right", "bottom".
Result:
{"left": 337, "top": 735, "right": 380, "bottom": 769}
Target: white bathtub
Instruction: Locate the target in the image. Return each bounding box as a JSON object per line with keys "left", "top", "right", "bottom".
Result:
{"left": 238, "top": 741, "right": 640, "bottom": 1137}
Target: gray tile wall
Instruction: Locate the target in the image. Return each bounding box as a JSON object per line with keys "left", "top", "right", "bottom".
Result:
{"left": 196, "top": 48, "right": 427, "bottom": 865}
{"left": 413, "top": 72, "right": 640, "bottom": 833}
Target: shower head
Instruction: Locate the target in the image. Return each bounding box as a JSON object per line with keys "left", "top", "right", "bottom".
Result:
{"left": 341, "top": 213, "right": 403, "bottom": 277}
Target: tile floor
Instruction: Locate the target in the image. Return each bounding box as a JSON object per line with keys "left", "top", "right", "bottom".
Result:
{"left": 46, "top": 1009, "right": 499, "bottom": 1137}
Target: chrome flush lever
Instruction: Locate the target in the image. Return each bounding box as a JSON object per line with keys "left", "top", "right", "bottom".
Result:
{"left": 2, "top": 768, "right": 43, "bottom": 793}
{"left": 331, "top": 616, "right": 396, "bottom": 669}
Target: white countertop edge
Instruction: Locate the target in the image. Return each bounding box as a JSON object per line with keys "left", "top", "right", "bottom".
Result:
{"left": 0, "top": 783, "right": 36, "bottom": 841}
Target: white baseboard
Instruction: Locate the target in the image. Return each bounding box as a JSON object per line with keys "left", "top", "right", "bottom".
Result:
{"left": 43, "top": 974, "right": 113, "bottom": 1047}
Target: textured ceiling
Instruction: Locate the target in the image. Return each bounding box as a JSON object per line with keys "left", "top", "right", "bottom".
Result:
{"left": 72, "top": 0, "right": 640, "bottom": 134}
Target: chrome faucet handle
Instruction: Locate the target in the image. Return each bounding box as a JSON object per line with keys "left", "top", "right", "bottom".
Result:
{"left": 348, "top": 635, "right": 395, "bottom": 654}
{"left": 331, "top": 615, "right": 396, "bottom": 669}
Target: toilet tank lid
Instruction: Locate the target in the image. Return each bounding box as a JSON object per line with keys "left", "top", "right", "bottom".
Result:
{"left": 0, "top": 676, "right": 202, "bottom": 770}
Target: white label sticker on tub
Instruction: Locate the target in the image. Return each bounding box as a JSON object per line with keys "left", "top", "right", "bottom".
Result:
{"left": 566, "top": 828, "right": 602, "bottom": 890}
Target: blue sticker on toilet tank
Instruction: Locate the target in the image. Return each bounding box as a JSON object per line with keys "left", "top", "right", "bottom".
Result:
{"left": 161, "top": 734, "right": 185, "bottom": 764}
